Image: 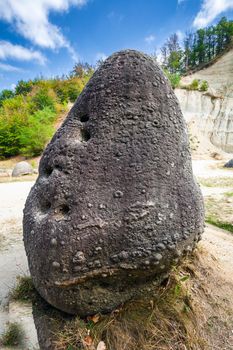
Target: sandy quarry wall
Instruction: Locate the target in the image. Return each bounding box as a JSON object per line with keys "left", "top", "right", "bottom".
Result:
{"left": 175, "top": 49, "right": 233, "bottom": 153}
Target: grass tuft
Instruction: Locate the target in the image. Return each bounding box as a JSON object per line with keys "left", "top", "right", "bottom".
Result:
{"left": 0, "top": 322, "right": 23, "bottom": 346}
{"left": 225, "top": 191, "right": 233, "bottom": 197}
{"left": 11, "top": 276, "right": 36, "bottom": 302}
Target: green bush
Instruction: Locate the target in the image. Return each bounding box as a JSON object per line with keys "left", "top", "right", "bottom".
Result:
{"left": 0, "top": 89, "right": 15, "bottom": 106}
{"left": 32, "top": 88, "right": 56, "bottom": 111}
{"left": 0, "top": 96, "right": 32, "bottom": 157}
{"left": 19, "top": 107, "right": 56, "bottom": 157}
{"left": 199, "top": 80, "right": 208, "bottom": 91}
{"left": 15, "top": 80, "right": 33, "bottom": 95}
{"left": 163, "top": 69, "right": 181, "bottom": 89}
{"left": 188, "top": 79, "right": 199, "bottom": 90}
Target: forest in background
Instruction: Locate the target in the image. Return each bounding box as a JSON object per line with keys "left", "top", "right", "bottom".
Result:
{"left": 0, "top": 17, "right": 232, "bottom": 159}
{"left": 159, "top": 17, "right": 233, "bottom": 87}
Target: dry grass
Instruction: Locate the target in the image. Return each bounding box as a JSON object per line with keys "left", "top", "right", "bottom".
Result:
{"left": 0, "top": 173, "right": 37, "bottom": 183}
{"left": 198, "top": 177, "right": 233, "bottom": 187}
{"left": 0, "top": 322, "right": 23, "bottom": 347}
{"left": 11, "top": 276, "right": 36, "bottom": 302}
{"left": 205, "top": 195, "right": 233, "bottom": 233}
{"left": 52, "top": 254, "right": 207, "bottom": 350}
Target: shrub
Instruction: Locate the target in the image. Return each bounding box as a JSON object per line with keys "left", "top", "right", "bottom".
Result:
{"left": 15, "top": 80, "right": 33, "bottom": 95}
{"left": 188, "top": 79, "right": 199, "bottom": 90}
{"left": 67, "top": 79, "right": 85, "bottom": 102}
{"left": 0, "top": 89, "right": 15, "bottom": 106}
{"left": 32, "top": 88, "right": 56, "bottom": 111}
{"left": 164, "top": 69, "right": 181, "bottom": 89}
{"left": 19, "top": 107, "right": 56, "bottom": 157}
{"left": 0, "top": 95, "right": 32, "bottom": 157}
{"left": 199, "top": 80, "right": 208, "bottom": 91}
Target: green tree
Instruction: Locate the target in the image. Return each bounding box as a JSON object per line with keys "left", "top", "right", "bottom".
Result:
{"left": 15, "top": 80, "right": 33, "bottom": 96}
{"left": 0, "top": 89, "right": 15, "bottom": 106}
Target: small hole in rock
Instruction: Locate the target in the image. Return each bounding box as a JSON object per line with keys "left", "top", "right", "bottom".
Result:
{"left": 41, "top": 201, "right": 51, "bottom": 213}
{"left": 44, "top": 166, "right": 53, "bottom": 176}
{"left": 58, "top": 204, "right": 70, "bottom": 215}
{"left": 54, "top": 164, "right": 63, "bottom": 171}
{"left": 80, "top": 114, "right": 89, "bottom": 123}
{"left": 81, "top": 128, "right": 91, "bottom": 142}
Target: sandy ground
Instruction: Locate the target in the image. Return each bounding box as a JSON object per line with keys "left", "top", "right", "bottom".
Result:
{"left": 0, "top": 181, "right": 38, "bottom": 349}
{"left": 192, "top": 159, "right": 233, "bottom": 178}
{"left": 0, "top": 159, "right": 232, "bottom": 349}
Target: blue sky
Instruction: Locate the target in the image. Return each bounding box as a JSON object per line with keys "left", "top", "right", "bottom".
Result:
{"left": 0, "top": 0, "right": 233, "bottom": 91}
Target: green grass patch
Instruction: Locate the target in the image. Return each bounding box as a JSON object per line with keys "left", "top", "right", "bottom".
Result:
{"left": 0, "top": 322, "right": 23, "bottom": 346}
{"left": 206, "top": 217, "right": 233, "bottom": 233}
{"left": 11, "top": 276, "right": 36, "bottom": 302}
{"left": 225, "top": 191, "right": 233, "bottom": 197}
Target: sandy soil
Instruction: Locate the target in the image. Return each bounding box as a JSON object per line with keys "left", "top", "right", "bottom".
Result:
{"left": 0, "top": 181, "right": 38, "bottom": 349}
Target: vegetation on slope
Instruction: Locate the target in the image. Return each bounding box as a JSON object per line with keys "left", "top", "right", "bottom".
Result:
{"left": 0, "top": 63, "right": 93, "bottom": 158}
{"left": 160, "top": 17, "right": 233, "bottom": 87}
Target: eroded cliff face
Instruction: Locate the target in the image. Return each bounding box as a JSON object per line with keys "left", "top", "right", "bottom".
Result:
{"left": 175, "top": 89, "right": 233, "bottom": 153}
{"left": 174, "top": 49, "right": 233, "bottom": 153}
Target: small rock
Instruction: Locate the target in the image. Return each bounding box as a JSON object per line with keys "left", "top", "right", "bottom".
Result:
{"left": 12, "top": 161, "right": 34, "bottom": 177}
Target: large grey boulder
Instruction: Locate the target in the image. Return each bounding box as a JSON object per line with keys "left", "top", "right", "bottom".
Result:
{"left": 23, "top": 50, "right": 204, "bottom": 316}
{"left": 224, "top": 159, "right": 233, "bottom": 168}
{"left": 12, "top": 161, "right": 33, "bottom": 177}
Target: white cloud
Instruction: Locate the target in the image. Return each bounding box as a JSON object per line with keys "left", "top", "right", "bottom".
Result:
{"left": 176, "top": 30, "right": 184, "bottom": 41}
{"left": 145, "top": 35, "right": 155, "bottom": 44}
{"left": 107, "top": 11, "right": 124, "bottom": 22}
{"left": 155, "top": 49, "right": 163, "bottom": 64}
{"left": 0, "top": 0, "right": 87, "bottom": 59}
{"left": 178, "top": 0, "right": 186, "bottom": 4}
{"left": 96, "top": 52, "right": 107, "bottom": 62}
{"left": 0, "top": 62, "right": 22, "bottom": 72}
{"left": 0, "top": 41, "right": 46, "bottom": 64}
{"left": 193, "top": 0, "right": 233, "bottom": 28}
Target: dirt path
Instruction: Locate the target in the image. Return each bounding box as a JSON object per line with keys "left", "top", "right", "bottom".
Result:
{"left": 0, "top": 181, "right": 38, "bottom": 349}
{"left": 192, "top": 159, "right": 233, "bottom": 178}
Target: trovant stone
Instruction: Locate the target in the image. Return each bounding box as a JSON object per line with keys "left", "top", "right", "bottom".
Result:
{"left": 23, "top": 50, "right": 204, "bottom": 316}
{"left": 12, "top": 161, "right": 34, "bottom": 177}
{"left": 224, "top": 159, "right": 233, "bottom": 168}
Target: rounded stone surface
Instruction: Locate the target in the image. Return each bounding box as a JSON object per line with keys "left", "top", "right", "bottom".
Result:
{"left": 23, "top": 49, "right": 204, "bottom": 316}
{"left": 12, "top": 161, "right": 34, "bottom": 177}
{"left": 224, "top": 159, "right": 233, "bottom": 168}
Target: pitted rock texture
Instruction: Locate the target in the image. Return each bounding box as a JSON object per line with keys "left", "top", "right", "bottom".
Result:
{"left": 23, "top": 50, "right": 204, "bottom": 316}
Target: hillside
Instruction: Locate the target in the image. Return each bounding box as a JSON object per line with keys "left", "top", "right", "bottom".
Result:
{"left": 181, "top": 49, "right": 233, "bottom": 95}
{"left": 175, "top": 48, "right": 233, "bottom": 155}
{"left": 0, "top": 66, "right": 93, "bottom": 159}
